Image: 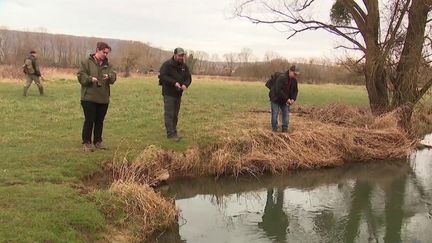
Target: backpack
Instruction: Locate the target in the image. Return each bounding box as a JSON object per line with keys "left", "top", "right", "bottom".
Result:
{"left": 22, "top": 64, "right": 28, "bottom": 74}
{"left": 22, "top": 57, "right": 34, "bottom": 74}
{"left": 265, "top": 72, "right": 282, "bottom": 89}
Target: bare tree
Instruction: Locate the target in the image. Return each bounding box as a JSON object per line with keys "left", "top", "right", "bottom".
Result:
{"left": 235, "top": 0, "right": 432, "bottom": 124}
{"left": 238, "top": 47, "right": 253, "bottom": 65}
{"left": 264, "top": 50, "right": 281, "bottom": 62}
{"left": 195, "top": 51, "right": 209, "bottom": 74}
{"left": 0, "top": 29, "right": 8, "bottom": 63}
{"left": 119, "top": 41, "right": 141, "bottom": 77}
{"left": 185, "top": 52, "right": 198, "bottom": 74}
{"left": 187, "top": 50, "right": 209, "bottom": 74}
{"left": 223, "top": 52, "right": 237, "bottom": 75}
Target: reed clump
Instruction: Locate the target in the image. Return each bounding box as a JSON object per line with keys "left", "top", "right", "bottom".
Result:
{"left": 95, "top": 180, "right": 178, "bottom": 241}
{"left": 112, "top": 105, "right": 414, "bottom": 181}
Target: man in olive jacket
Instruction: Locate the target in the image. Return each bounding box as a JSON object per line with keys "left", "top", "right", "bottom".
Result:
{"left": 77, "top": 42, "right": 117, "bottom": 152}
{"left": 269, "top": 65, "right": 299, "bottom": 132}
{"left": 23, "top": 50, "right": 44, "bottom": 96}
{"left": 159, "top": 47, "right": 192, "bottom": 141}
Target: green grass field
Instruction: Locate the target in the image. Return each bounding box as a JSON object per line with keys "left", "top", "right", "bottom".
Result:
{"left": 0, "top": 77, "right": 368, "bottom": 242}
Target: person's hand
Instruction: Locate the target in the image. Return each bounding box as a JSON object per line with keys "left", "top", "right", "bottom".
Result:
{"left": 287, "top": 99, "right": 295, "bottom": 105}
{"left": 103, "top": 74, "right": 109, "bottom": 80}
{"left": 175, "top": 82, "right": 182, "bottom": 90}
{"left": 181, "top": 85, "right": 187, "bottom": 91}
{"left": 91, "top": 77, "right": 98, "bottom": 83}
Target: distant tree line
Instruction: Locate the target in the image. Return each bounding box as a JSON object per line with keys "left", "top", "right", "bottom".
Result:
{"left": 186, "top": 48, "right": 364, "bottom": 84}
{"left": 233, "top": 58, "right": 364, "bottom": 85}
{"left": 0, "top": 29, "right": 171, "bottom": 76}
{"left": 0, "top": 28, "right": 364, "bottom": 84}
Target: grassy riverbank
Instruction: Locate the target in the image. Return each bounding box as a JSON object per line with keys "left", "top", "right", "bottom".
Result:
{"left": 0, "top": 77, "right": 418, "bottom": 241}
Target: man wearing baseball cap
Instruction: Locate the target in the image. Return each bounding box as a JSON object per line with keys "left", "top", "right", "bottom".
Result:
{"left": 158, "top": 47, "right": 192, "bottom": 142}
{"left": 268, "top": 65, "right": 299, "bottom": 132}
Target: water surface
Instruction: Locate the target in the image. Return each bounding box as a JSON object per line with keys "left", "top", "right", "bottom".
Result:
{"left": 157, "top": 149, "right": 432, "bottom": 243}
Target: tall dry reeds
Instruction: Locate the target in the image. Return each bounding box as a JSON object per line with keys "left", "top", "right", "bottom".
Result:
{"left": 111, "top": 145, "right": 171, "bottom": 187}
{"left": 412, "top": 103, "right": 432, "bottom": 137}
{"left": 95, "top": 179, "right": 178, "bottom": 241}
{"left": 0, "top": 64, "right": 77, "bottom": 82}
{"left": 168, "top": 116, "right": 411, "bottom": 177}
{"left": 110, "top": 105, "right": 414, "bottom": 181}
{"left": 97, "top": 147, "right": 177, "bottom": 241}
{"left": 109, "top": 181, "right": 177, "bottom": 237}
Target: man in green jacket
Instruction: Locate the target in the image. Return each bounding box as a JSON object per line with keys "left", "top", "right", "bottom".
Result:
{"left": 77, "top": 42, "right": 117, "bottom": 152}
{"left": 23, "top": 50, "right": 44, "bottom": 96}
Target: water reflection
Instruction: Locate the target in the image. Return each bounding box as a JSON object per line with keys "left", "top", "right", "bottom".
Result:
{"left": 258, "top": 188, "right": 288, "bottom": 243}
{"left": 343, "top": 180, "right": 374, "bottom": 243}
{"left": 156, "top": 149, "right": 432, "bottom": 243}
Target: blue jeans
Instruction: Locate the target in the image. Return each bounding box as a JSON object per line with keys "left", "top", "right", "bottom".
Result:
{"left": 271, "top": 101, "right": 289, "bottom": 131}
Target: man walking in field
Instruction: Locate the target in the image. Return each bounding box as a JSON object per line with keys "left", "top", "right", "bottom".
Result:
{"left": 77, "top": 42, "right": 117, "bottom": 152}
{"left": 23, "top": 50, "right": 44, "bottom": 96}
{"left": 269, "top": 65, "right": 299, "bottom": 132}
{"left": 159, "top": 47, "right": 192, "bottom": 142}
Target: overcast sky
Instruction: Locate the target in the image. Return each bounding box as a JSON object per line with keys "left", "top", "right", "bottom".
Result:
{"left": 0, "top": 0, "right": 340, "bottom": 61}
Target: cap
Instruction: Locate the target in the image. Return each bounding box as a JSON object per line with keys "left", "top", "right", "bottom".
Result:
{"left": 289, "top": 65, "right": 300, "bottom": 75}
{"left": 174, "top": 47, "right": 185, "bottom": 55}
{"left": 29, "top": 50, "right": 37, "bottom": 54}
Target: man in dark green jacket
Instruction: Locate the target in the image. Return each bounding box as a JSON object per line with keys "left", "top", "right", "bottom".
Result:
{"left": 159, "top": 47, "right": 192, "bottom": 142}
{"left": 77, "top": 42, "right": 117, "bottom": 152}
{"left": 23, "top": 50, "right": 44, "bottom": 96}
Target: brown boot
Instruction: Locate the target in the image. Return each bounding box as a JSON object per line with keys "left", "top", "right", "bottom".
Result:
{"left": 83, "top": 143, "right": 94, "bottom": 152}
{"left": 167, "top": 134, "right": 181, "bottom": 142}
{"left": 94, "top": 142, "right": 107, "bottom": 150}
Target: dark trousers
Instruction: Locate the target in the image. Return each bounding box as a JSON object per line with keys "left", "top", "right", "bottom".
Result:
{"left": 163, "top": 95, "right": 181, "bottom": 137}
{"left": 81, "top": 100, "right": 109, "bottom": 144}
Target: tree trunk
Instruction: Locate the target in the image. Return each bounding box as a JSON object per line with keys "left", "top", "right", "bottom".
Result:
{"left": 356, "top": 0, "right": 390, "bottom": 115}
{"left": 364, "top": 53, "right": 389, "bottom": 115}
{"left": 391, "top": 0, "right": 429, "bottom": 124}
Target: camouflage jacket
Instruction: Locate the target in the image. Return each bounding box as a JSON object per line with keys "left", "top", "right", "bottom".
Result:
{"left": 23, "top": 55, "right": 41, "bottom": 76}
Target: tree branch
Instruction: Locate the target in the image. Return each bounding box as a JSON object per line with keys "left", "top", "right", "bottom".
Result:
{"left": 335, "top": 45, "right": 363, "bottom": 51}
{"left": 235, "top": 1, "right": 366, "bottom": 52}
{"left": 416, "top": 78, "right": 432, "bottom": 103}
{"left": 342, "top": 0, "right": 368, "bottom": 41}
{"left": 294, "top": 0, "right": 316, "bottom": 11}
{"left": 383, "top": 0, "right": 411, "bottom": 56}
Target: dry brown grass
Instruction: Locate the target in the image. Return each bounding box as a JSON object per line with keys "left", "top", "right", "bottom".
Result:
{"left": 109, "top": 181, "right": 178, "bottom": 238}
{"left": 0, "top": 64, "right": 76, "bottom": 83}
{"left": 194, "top": 74, "right": 258, "bottom": 82}
{"left": 109, "top": 105, "right": 414, "bottom": 182}
{"left": 99, "top": 145, "right": 178, "bottom": 241}
{"left": 412, "top": 103, "right": 432, "bottom": 137}
{"left": 111, "top": 145, "right": 171, "bottom": 187}
{"left": 292, "top": 104, "right": 373, "bottom": 127}
{"left": 170, "top": 117, "right": 411, "bottom": 177}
